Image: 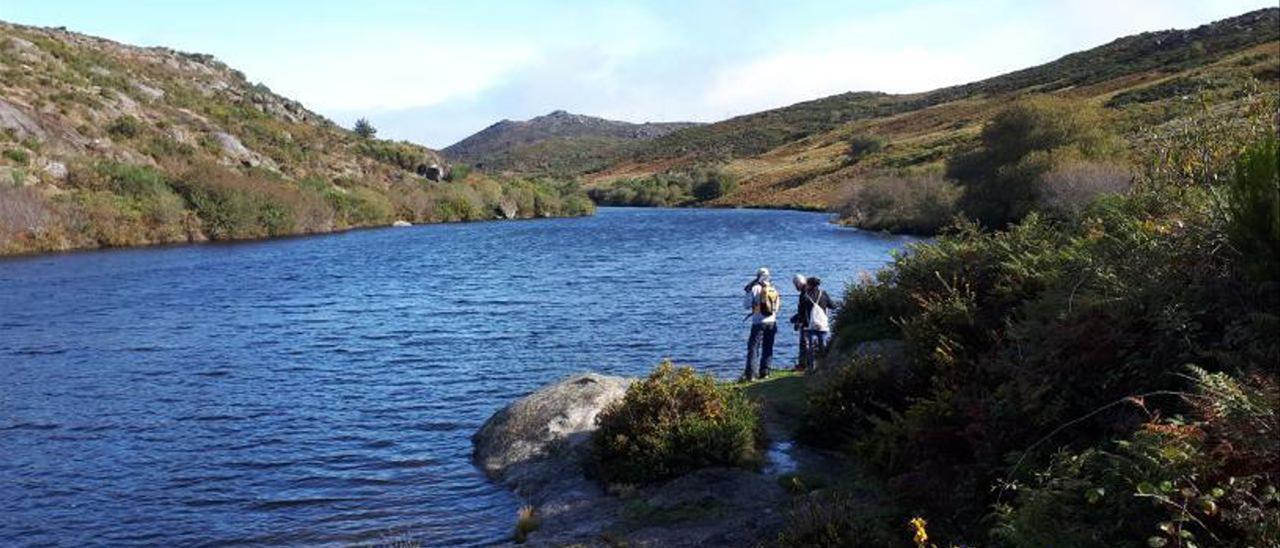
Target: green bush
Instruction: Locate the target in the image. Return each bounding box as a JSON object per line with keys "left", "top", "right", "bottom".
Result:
{"left": 592, "top": 362, "right": 765, "bottom": 484}
{"left": 2, "top": 148, "right": 29, "bottom": 165}
{"left": 1224, "top": 134, "right": 1280, "bottom": 285}
{"left": 353, "top": 118, "right": 376, "bottom": 139}
{"left": 948, "top": 97, "right": 1122, "bottom": 227}
{"left": 690, "top": 167, "right": 739, "bottom": 201}
{"left": 807, "top": 143, "right": 1279, "bottom": 541}
{"left": 589, "top": 165, "right": 736, "bottom": 206}
{"left": 847, "top": 134, "right": 886, "bottom": 163}
{"left": 994, "top": 367, "right": 1280, "bottom": 547}
{"left": 445, "top": 164, "right": 472, "bottom": 182}
{"left": 106, "top": 115, "right": 144, "bottom": 139}
{"left": 838, "top": 172, "right": 960, "bottom": 234}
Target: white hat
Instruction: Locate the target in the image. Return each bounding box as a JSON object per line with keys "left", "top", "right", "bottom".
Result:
{"left": 756, "top": 267, "right": 770, "bottom": 279}
{"left": 793, "top": 273, "right": 807, "bottom": 288}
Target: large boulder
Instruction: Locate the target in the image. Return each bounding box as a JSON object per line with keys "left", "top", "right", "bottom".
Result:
{"left": 474, "top": 373, "right": 798, "bottom": 546}
{"left": 472, "top": 373, "right": 631, "bottom": 497}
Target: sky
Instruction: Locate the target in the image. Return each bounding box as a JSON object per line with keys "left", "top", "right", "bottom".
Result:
{"left": 2, "top": 1, "right": 1274, "bottom": 148}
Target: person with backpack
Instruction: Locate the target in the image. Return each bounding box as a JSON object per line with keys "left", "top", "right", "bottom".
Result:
{"left": 797, "top": 276, "right": 836, "bottom": 371}
{"left": 742, "top": 267, "right": 781, "bottom": 381}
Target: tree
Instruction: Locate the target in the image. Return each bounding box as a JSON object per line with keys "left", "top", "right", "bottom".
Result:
{"left": 353, "top": 118, "right": 377, "bottom": 139}
{"left": 947, "top": 97, "right": 1122, "bottom": 227}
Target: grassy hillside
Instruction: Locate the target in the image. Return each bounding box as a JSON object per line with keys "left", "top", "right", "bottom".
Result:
{"left": 589, "top": 8, "right": 1279, "bottom": 214}
{"left": 443, "top": 110, "right": 698, "bottom": 176}
{"left": 0, "top": 22, "right": 592, "bottom": 255}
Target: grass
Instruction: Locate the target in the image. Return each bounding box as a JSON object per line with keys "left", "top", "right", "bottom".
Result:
{"left": 739, "top": 370, "right": 808, "bottom": 436}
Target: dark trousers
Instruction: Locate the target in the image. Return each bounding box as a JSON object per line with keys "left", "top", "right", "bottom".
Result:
{"left": 745, "top": 322, "right": 777, "bottom": 380}
{"left": 803, "top": 330, "right": 828, "bottom": 371}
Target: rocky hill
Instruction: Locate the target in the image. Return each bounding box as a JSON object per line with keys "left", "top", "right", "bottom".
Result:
{"left": 444, "top": 110, "right": 699, "bottom": 175}
{"left": 0, "top": 22, "right": 591, "bottom": 255}
{"left": 590, "top": 8, "right": 1280, "bottom": 209}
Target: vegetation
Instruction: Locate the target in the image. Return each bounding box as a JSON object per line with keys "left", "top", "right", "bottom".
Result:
{"left": 591, "top": 362, "right": 765, "bottom": 485}
{"left": 588, "top": 165, "right": 738, "bottom": 207}
{"left": 846, "top": 134, "right": 886, "bottom": 164}
{"left": 947, "top": 97, "right": 1125, "bottom": 227}
{"left": 585, "top": 9, "right": 1276, "bottom": 214}
{"left": 796, "top": 112, "right": 1279, "bottom": 544}
{"left": 836, "top": 172, "right": 960, "bottom": 234}
{"left": 513, "top": 505, "right": 540, "bottom": 544}
{"left": 353, "top": 118, "right": 377, "bottom": 139}
{"left": 0, "top": 23, "right": 596, "bottom": 255}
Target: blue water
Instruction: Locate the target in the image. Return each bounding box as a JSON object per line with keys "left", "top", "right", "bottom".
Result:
{"left": 0, "top": 207, "right": 917, "bottom": 546}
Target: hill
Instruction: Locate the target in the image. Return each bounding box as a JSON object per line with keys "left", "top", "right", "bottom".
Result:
{"left": 0, "top": 22, "right": 592, "bottom": 255}
{"left": 589, "top": 8, "right": 1280, "bottom": 211}
{"left": 443, "top": 110, "right": 699, "bottom": 175}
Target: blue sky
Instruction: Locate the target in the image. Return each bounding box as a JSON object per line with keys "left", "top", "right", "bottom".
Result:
{"left": 2, "top": 1, "right": 1273, "bottom": 147}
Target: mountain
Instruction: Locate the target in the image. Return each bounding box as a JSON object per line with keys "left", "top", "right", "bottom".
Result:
{"left": 443, "top": 110, "right": 699, "bottom": 174}
{"left": 590, "top": 8, "right": 1280, "bottom": 209}
{"left": 0, "top": 22, "right": 591, "bottom": 255}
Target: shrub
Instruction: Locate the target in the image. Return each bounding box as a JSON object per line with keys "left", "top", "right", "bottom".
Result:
{"left": 353, "top": 118, "right": 377, "bottom": 139}
{"left": 948, "top": 97, "right": 1122, "bottom": 227}
{"left": 2, "top": 148, "right": 29, "bottom": 165}
{"left": 847, "top": 134, "right": 886, "bottom": 163}
{"left": 445, "top": 164, "right": 472, "bottom": 182}
{"left": 994, "top": 367, "right": 1280, "bottom": 547}
{"left": 592, "top": 362, "right": 765, "bottom": 484}
{"left": 513, "top": 505, "right": 540, "bottom": 544}
{"left": 808, "top": 158, "right": 1278, "bottom": 541}
{"left": 106, "top": 115, "right": 144, "bottom": 139}
{"left": 1224, "top": 134, "right": 1279, "bottom": 285}
{"left": 326, "top": 186, "right": 394, "bottom": 227}
{"left": 690, "top": 167, "right": 738, "bottom": 201}
{"left": 775, "top": 489, "right": 899, "bottom": 547}
{"left": 0, "top": 185, "right": 52, "bottom": 250}
{"left": 1039, "top": 160, "right": 1134, "bottom": 215}
{"left": 589, "top": 166, "right": 735, "bottom": 206}
{"left": 838, "top": 172, "right": 960, "bottom": 234}
{"left": 357, "top": 140, "right": 422, "bottom": 171}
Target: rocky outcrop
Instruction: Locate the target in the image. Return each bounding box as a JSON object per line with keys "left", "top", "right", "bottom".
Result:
{"left": 473, "top": 373, "right": 791, "bottom": 546}
{"left": 473, "top": 373, "right": 630, "bottom": 497}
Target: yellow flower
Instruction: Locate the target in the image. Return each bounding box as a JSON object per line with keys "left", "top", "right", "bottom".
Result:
{"left": 909, "top": 516, "right": 929, "bottom": 547}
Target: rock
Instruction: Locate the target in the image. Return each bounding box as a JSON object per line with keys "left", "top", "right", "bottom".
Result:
{"left": 132, "top": 81, "right": 166, "bottom": 101}
{"left": 473, "top": 373, "right": 631, "bottom": 496}
{"left": 42, "top": 160, "right": 67, "bottom": 181}
{"left": 392, "top": 220, "right": 412, "bottom": 227}
{"left": 211, "top": 131, "right": 275, "bottom": 169}
{"left": 474, "top": 374, "right": 792, "bottom": 546}
{"left": 0, "top": 99, "right": 47, "bottom": 141}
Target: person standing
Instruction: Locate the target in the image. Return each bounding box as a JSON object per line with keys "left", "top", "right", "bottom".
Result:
{"left": 799, "top": 277, "right": 836, "bottom": 371}
{"left": 742, "top": 267, "right": 781, "bottom": 381}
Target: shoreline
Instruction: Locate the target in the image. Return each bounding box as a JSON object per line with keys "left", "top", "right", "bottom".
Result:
{"left": 0, "top": 210, "right": 594, "bottom": 261}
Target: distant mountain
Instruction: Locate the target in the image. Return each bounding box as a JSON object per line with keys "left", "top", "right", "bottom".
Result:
{"left": 444, "top": 110, "right": 700, "bottom": 174}
{"left": 0, "top": 21, "right": 590, "bottom": 255}
{"left": 592, "top": 7, "right": 1280, "bottom": 209}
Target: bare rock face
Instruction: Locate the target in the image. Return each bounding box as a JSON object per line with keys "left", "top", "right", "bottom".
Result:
{"left": 0, "top": 99, "right": 47, "bottom": 141}
{"left": 212, "top": 131, "right": 275, "bottom": 170}
{"left": 473, "top": 373, "right": 631, "bottom": 497}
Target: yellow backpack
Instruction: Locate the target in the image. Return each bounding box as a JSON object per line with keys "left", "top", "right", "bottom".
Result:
{"left": 756, "top": 284, "right": 780, "bottom": 316}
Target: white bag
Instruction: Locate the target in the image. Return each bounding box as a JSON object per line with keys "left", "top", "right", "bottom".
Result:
{"left": 808, "top": 290, "right": 830, "bottom": 332}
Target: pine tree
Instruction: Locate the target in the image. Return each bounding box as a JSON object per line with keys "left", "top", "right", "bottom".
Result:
{"left": 353, "top": 118, "right": 376, "bottom": 139}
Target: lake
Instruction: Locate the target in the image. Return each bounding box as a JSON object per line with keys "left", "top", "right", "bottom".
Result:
{"left": 0, "top": 207, "right": 918, "bottom": 546}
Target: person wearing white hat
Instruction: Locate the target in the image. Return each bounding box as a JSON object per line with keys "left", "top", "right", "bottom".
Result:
{"left": 742, "top": 267, "right": 781, "bottom": 381}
